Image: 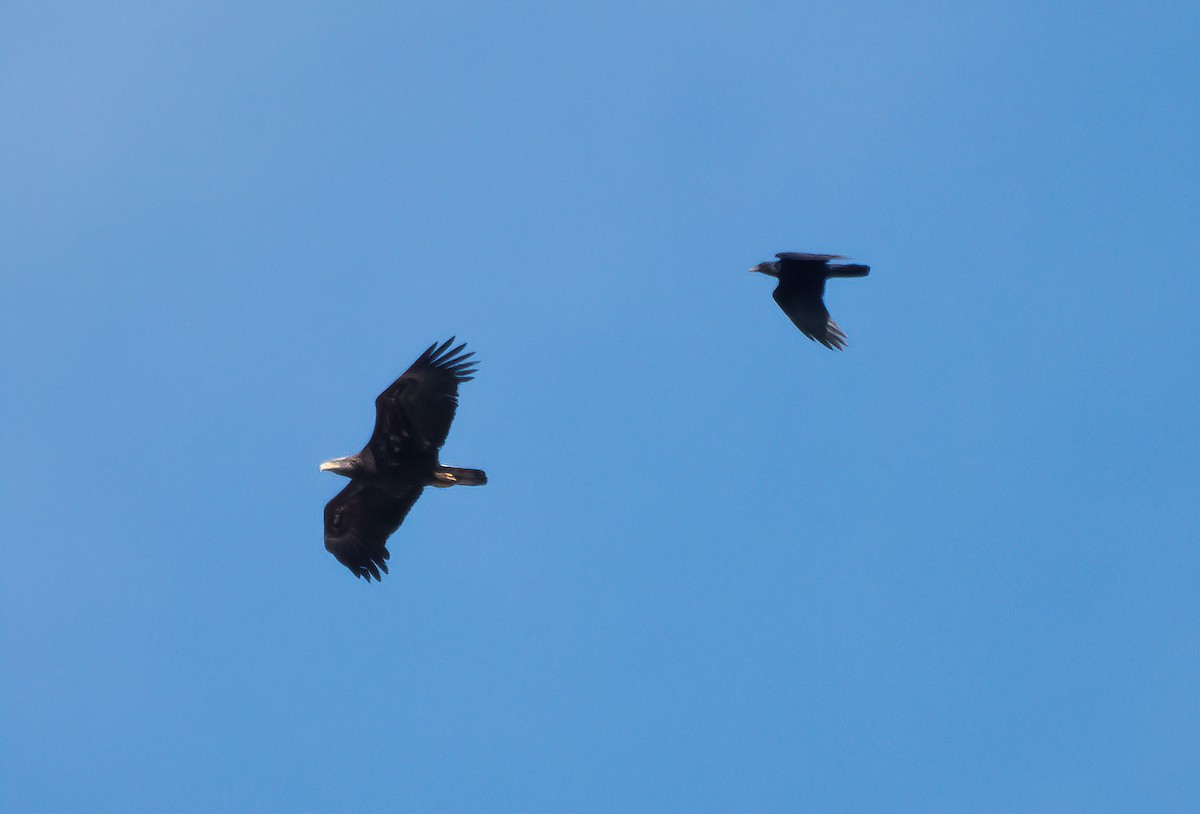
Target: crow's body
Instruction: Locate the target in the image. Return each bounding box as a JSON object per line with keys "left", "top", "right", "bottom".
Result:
{"left": 750, "top": 252, "right": 870, "bottom": 349}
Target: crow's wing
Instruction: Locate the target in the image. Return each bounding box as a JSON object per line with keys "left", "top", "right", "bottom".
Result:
{"left": 776, "top": 252, "right": 843, "bottom": 265}
{"left": 772, "top": 281, "right": 848, "bottom": 350}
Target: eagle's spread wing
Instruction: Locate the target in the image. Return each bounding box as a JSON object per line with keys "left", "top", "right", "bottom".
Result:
{"left": 323, "top": 480, "right": 424, "bottom": 581}
{"left": 369, "top": 338, "right": 478, "bottom": 459}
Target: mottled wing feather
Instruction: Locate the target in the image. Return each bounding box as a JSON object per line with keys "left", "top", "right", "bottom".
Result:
{"left": 324, "top": 480, "right": 424, "bottom": 581}
{"left": 370, "top": 338, "right": 478, "bottom": 458}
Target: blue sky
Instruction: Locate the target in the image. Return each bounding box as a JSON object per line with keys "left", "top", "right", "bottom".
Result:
{"left": 2, "top": 1, "right": 1197, "bottom": 811}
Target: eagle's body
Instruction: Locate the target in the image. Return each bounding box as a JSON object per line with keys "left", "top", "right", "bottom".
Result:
{"left": 320, "top": 338, "right": 485, "bottom": 581}
{"left": 750, "top": 252, "right": 870, "bottom": 350}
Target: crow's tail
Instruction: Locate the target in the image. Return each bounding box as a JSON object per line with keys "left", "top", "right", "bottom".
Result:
{"left": 826, "top": 263, "right": 870, "bottom": 278}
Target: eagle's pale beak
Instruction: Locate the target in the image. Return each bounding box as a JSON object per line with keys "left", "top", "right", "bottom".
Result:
{"left": 320, "top": 456, "right": 359, "bottom": 475}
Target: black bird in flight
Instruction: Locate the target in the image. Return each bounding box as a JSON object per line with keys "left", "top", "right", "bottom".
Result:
{"left": 749, "top": 252, "right": 870, "bottom": 349}
{"left": 320, "top": 338, "right": 487, "bottom": 581}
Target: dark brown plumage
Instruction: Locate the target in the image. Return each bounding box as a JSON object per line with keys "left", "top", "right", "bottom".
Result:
{"left": 749, "top": 252, "right": 870, "bottom": 349}
{"left": 320, "top": 338, "right": 486, "bottom": 581}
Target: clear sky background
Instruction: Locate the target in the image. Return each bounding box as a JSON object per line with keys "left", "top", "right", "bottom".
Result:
{"left": 2, "top": 1, "right": 1197, "bottom": 811}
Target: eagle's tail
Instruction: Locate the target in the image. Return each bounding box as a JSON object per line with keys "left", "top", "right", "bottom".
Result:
{"left": 826, "top": 263, "right": 870, "bottom": 278}
{"left": 432, "top": 466, "right": 488, "bottom": 487}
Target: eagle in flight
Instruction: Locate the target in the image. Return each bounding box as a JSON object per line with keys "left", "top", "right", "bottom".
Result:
{"left": 319, "top": 338, "right": 486, "bottom": 581}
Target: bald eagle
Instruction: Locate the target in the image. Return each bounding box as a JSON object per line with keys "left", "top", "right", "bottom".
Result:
{"left": 320, "top": 338, "right": 487, "bottom": 581}
{"left": 749, "top": 252, "right": 870, "bottom": 349}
